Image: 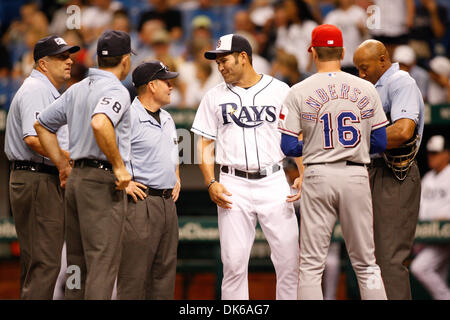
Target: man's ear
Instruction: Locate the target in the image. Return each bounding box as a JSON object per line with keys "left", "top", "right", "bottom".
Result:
{"left": 341, "top": 47, "right": 345, "bottom": 61}
{"left": 121, "top": 54, "right": 129, "bottom": 67}
{"left": 311, "top": 47, "right": 318, "bottom": 61}
{"left": 38, "top": 58, "right": 48, "bottom": 72}
{"left": 148, "top": 80, "right": 157, "bottom": 94}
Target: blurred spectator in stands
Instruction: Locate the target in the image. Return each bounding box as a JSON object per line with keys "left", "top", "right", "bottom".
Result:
{"left": 0, "top": 44, "right": 20, "bottom": 113}
{"left": 158, "top": 54, "right": 183, "bottom": 108}
{"left": 190, "top": 15, "right": 214, "bottom": 43}
{"left": 12, "top": 28, "right": 44, "bottom": 79}
{"left": 409, "top": 0, "right": 448, "bottom": 64}
{"left": 275, "top": 0, "right": 318, "bottom": 76}
{"left": 63, "top": 29, "right": 94, "bottom": 68}
{"left": 248, "top": 0, "right": 274, "bottom": 30}
{"left": 369, "top": 0, "right": 415, "bottom": 58}
{"left": 324, "top": 0, "right": 367, "bottom": 75}
{"left": 139, "top": 0, "right": 183, "bottom": 42}
{"left": 49, "top": 0, "right": 84, "bottom": 36}
{"left": 270, "top": 49, "right": 301, "bottom": 87}
{"left": 246, "top": 0, "right": 275, "bottom": 60}
{"left": 234, "top": 9, "right": 256, "bottom": 35}
{"left": 2, "top": 1, "right": 39, "bottom": 65}
{"left": 427, "top": 56, "right": 450, "bottom": 105}
{"left": 236, "top": 31, "right": 271, "bottom": 75}
{"left": 110, "top": 9, "right": 139, "bottom": 50}
{"left": 134, "top": 19, "right": 163, "bottom": 67}
{"left": 151, "top": 29, "right": 173, "bottom": 58}
{"left": 304, "top": 0, "right": 325, "bottom": 23}
{"left": 182, "top": 0, "right": 227, "bottom": 42}
{"left": 410, "top": 135, "right": 450, "bottom": 300}
{"left": 178, "top": 37, "right": 221, "bottom": 108}
{"left": 393, "top": 45, "right": 429, "bottom": 101}
{"left": 81, "top": 0, "right": 123, "bottom": 46}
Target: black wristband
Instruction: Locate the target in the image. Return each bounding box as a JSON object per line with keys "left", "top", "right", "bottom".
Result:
{"left": 207, "top": 179, "right": 216, "bottom": 189}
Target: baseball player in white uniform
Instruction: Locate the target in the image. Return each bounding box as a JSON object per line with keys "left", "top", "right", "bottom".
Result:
{"left": 410, "top": 135, "right": 450, "bottom": 300}
{"left": 191, "top": 34, "right": 301, "bottom": 300}
{"left": 278, "top": 24, "right": 388, "bottom": 300}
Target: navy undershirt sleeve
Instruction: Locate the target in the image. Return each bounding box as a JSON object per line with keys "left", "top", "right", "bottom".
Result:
{"left": 370, "top": 126, "right": 387, "bottom": 154}
{"left": 281, "top": 133, "right": 303, "bottom": 157}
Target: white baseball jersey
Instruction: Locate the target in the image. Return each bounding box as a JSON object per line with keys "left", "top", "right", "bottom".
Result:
{"left": 278, "top": 72, "right": 388, "bottom": 164}
{"left": 191, "top": 75, "right": 289, "bottom": 171}
{"left": 419, "top": 164, "right": 450, "bottom": 221}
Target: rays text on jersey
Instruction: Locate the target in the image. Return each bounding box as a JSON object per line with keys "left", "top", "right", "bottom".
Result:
{"left": 220, "top": 103, "right": 277, "bottom": 128}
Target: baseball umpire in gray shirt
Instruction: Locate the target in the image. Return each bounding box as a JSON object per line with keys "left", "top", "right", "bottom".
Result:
{"left": 35, "top": 30, "right": 133, "bottom": 299}
{"left": 117, "top": 61, "right": 181, "bottom": 300}
{"left": 4, "top": 35, "right": 79, "bottom": 299}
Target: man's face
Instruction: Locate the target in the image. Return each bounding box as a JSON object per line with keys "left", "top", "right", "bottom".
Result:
{"left": 46, "top": 51, "right": 73, "bottom": 83}
{"left": 427, "top": 150, "right": 450, "bottom": 171}
{"left": 353, "top": 54, "right": 384, "bottom": 85}
{"left": 215, "top": 53, "right": 243, "bottom": 85}
{"left": 154, "top": 79, "right": 173, "bottom": 106}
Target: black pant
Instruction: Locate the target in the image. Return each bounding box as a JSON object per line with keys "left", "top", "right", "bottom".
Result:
{"left": 369, "top": 160, "right": 421, "bottom": 300}
{"left": 117, "top": 194, "right": 178, "bottom": 300}
{"left": 9, "top": 170, "right": 64, "bottom": 299}
{"left": 64, "top": 167, "right": 126, "bottom": 300}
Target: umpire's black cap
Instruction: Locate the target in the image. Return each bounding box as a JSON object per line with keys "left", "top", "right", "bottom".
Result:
{"left": 97, "top": 30, "right": 136, "bottom": 57}
{"left": 132, "top": 61, "right": 178, "bottom": 87}
{"left": 33, "top": 35, "right": 80, "bottom": 62}
{"left": 204, "top": 34, "right": 252, "bottom": 60}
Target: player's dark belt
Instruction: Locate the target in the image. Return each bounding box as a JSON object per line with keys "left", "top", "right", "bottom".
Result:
{"left": 144, "top": 186, "right": 173, "bottom": 199}
{"left": 221, "top": 164, "right": 281, "bottom": 180}
{"left": 10, "top": 160, "right": 59, "bottom": 175}
{"left": 308, "top": 161, "right": 365, "bottom": 167}
{"left": 73, "top": 158, "right": 113, "bottom": 172}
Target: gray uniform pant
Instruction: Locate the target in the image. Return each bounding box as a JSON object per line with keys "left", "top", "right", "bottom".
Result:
{"left": 369, "top": 159, "right": 421, "bottom": 300}
{"left": 9, "top": 169, "right": 64, "bottom": 299}
{"left": 117, "top": 193, "right": 178, "bottom": 300}
{"left": 298, "top": 162, "right": 387, "bottom": 300}
{"left": 64, "top": 167, "right": 126, "bottom": 300}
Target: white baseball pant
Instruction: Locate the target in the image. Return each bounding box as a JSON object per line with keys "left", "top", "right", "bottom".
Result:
{"left": 410, "top": 244, "right": 450, "bottom": 300}
{"left": 218, "top": 168, "right": 299, "bottom": 300}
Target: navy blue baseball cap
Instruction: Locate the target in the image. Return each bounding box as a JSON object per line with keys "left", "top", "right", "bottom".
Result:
{"left": 132, "top": 61, "right": 178, "bottom": 87}
{"left": 204, "top": 34, "right": 252, "bottom": 60}
{"left": 33, "top": 35, "right": 80, "bottom": 62}
{"left": 97, "top": 30, "right": 136, "bottom": 57}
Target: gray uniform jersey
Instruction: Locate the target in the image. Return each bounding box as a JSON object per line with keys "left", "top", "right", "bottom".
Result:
{"left": 4, "top": 69, "right": 69, "bottom": 165}
{"left": 37, "top": 68, "right": 131, "bottom": 162}
{"left": 278, "top": 72, "right": 388, "bottom": 164}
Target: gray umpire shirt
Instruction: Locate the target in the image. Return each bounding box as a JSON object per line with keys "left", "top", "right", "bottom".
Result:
{"left": 127, "top": 97, "right": 178, "bottom": 189}
{"left": 37, "top": 68, "right": 131, "bottom": 162}
{"left": 4, "top": 69, "right": 69, "bottom": 166}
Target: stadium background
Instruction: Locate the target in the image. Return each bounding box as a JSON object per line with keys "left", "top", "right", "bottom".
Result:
{"left": 0, "top": 0, "right": 449, "bottom": 299}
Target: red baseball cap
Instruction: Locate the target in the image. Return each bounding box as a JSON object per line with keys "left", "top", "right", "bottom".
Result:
{"left": 308, "top": 24, "right": 343, "bottom": 52}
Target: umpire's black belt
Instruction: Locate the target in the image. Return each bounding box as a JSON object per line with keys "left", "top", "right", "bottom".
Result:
{"left": 308, "top": 161, "right": 365, "bottom": 167}
{"left": 145, "top": 186, "right": 173, "bottom": 199}
{"left": 221, "top": 164, "right": 281, "bottom": 180}
{"left": 74, "top": 158, "right": 113, "bottom": 172}
{"left": 10, "top": 160, "right": 59, "bottom": 175}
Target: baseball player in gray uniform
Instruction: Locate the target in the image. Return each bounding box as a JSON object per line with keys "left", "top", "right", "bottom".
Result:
{"left": 278, "top": 24, "right": 388, "bottom": 300}
{"left": 411, "top": 135, "right": 450, "bottom": 300}
{"left": 4, "top": 35, "right": 79, "bottom": 299}
{"left": 191, "top": 34, "right": 301, "bottom": 300}
{"left": 34, "top": 30, "right": 133, "bottom": 299}
{"left": 117, "top": 61, "right": 181, "bottom": 300}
